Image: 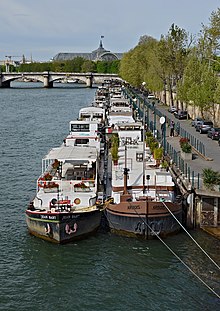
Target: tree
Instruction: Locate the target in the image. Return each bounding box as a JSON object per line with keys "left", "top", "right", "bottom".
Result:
{"left": 119, "top": 46, "right": 145, "bottom": 86}
{"left": 81, "top": 60, "right": 96, "bottom": 73}
{"left": 158, "top": 24, "right": 192, "bottom": 106}
{"left": 96, "top": 61, "right": 108, "bottom": 73}
{"left": 178, "top": 49, "right": 218, "bottom": 120}
{"left": 197, "top": 8, "right": 220, "bottom": 66}
{"left": 214, "top": 78, "right": 220, "bottom": 105}
{"left": 108, "top": 60, "right": 120, "bottom": 74}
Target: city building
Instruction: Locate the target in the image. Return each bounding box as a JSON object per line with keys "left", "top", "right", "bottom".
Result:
{"left": 52, "top": 39, "right": 123, "bottom": 62}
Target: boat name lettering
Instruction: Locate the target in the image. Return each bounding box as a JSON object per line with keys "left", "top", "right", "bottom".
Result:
{"left": 62, "top": 216, "right": 71, "bottom": 220}
{"left": 127, "top": 205, "right": 140, "bottom": 210}
{"left": 153, "top": 205, "right": 165, "bottom": 210}
{"left": 49, "top": 215, "right": 56, "bottom": 220}
{"left": 40, "top": 215, "right": 57, "bottom": 220}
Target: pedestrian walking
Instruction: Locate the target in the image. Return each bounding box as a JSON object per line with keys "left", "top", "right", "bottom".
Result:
{"left": 170, "top": 120, "right": 175, "bottom": 137}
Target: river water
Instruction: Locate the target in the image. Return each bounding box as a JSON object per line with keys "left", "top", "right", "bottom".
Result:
{"left": 0, "top": 82, "right": 220, "bottom": 311}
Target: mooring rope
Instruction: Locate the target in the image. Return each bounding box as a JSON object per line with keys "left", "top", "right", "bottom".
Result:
{"left": 161, "top": 201, "right": 220, "bottom": 272}
{"left": 134, "top": 209, "right": 220, "bottom": 300}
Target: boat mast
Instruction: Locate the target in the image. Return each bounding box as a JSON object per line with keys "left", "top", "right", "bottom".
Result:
{"left": 123, "top": 144, "right": 129, "bottom": 194}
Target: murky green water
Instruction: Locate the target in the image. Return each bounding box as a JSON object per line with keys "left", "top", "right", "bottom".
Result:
{"left": 0, "top": 82, "right": 220, "bottom": 311}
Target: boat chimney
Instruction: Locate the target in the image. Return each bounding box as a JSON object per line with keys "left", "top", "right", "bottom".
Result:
{"left": 123, "top": 144, "right": 129, "bottom": 194}
{"left": 123, "top": 167, "right": 129, "bottom": 194}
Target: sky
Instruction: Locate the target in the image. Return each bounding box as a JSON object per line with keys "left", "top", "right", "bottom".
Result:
{"left": 0, "top": 0, "right": 219, "bottom": 62}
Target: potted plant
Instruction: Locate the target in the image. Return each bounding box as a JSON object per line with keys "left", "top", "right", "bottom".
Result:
{"left": 153, "top": 147, "right": 163, "bottom": 166}
{"left": 149, "top": 140, "right": 159, "bottom": 155}
{"left": 202, "top": 168, "right": 220, "bottom": 191}
{"left": 111, "top": 134, "right": 119, "bottom": 165}
{"left": 52, "top": 159, "right": 60, "bottom": 170}
{"left": 44, "top": 182, "right": 59, "bottom": 192}
{"left": 74, "top": 182, "right": 90, "bottom": 192}
{"left": 179, "top": 137, "right": 192, "bottom": 160}
{"left": 44, "top": 172, "right": 53, "bottom": 181}
{"left": 160, "top": 159, "right": 169, "bottom": 171}
{"left": 111, "top": 145, "right": 119, "bottom": 165}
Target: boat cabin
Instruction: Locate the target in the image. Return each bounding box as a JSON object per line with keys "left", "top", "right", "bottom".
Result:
{"left": 79, "top": 106, "right": 105, "bottom": 123}
{"left": 34, "top": 145, "right": 98, "bottom": 210}
{"left": 65, "top": 120, "right": 104, "bottom": 152}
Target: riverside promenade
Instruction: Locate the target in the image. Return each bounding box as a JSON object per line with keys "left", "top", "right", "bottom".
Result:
{"left": 125, "top": 87, "right": 220, "bottom": 237}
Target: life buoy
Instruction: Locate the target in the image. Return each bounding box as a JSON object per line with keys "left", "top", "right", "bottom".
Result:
{"left": 38, "top": 177, "right": 46, "bottom": 188}
{"left": 74, "top": 198, "right": 81, "bottom": 205}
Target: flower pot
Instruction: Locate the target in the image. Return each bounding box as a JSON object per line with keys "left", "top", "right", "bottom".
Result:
{"left": 181, "top": 151, "right": 192, "bottom": 160}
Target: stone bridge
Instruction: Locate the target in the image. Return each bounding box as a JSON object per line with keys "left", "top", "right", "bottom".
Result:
{"left": 0, "top": 72, "right": 122, "bottom": 88}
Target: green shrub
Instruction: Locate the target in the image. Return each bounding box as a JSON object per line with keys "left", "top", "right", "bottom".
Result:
{"left": 154, "top": 147, "right": 163, "bottom": 160}
{"left": 202, "top": 168, "right": 220, "bottom": 190}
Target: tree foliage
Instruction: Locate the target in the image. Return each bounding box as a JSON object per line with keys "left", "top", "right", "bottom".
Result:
{"left": 17, "top": 58, "right": 120, "bottom": 74}
{"left": 119, "top": 8, "right": 220, "bottom": 121}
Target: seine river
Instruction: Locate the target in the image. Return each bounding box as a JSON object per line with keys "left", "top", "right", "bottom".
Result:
{"left": 0, "top": 82, "right": 220, "bottom": 311}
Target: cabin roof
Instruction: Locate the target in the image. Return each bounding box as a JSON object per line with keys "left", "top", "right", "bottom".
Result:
{"left": 79, "top": 106, "right": 104, "bottom": 113}
{"left": 43, "top": 145, "right": 97, "bottom": 162}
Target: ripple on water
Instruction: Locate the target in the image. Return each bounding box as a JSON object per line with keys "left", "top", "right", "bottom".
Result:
{"left": 0, "top": 84, "right": 220, "bottom": 311}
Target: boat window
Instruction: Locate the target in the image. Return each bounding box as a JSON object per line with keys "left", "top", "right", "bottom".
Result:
{"left": 136, "top": 152, "right": 143, "bottom": 162}
{"left": 80, "top": 114, "right": 91, "bottom": 119}
{"left": 71, "top": 124, "right": 89, "bottom": 132}
{"left": 75, "top": 139, "right": 89, "bottom": 145}
{"left": 125, "top": 137, "right": 132, "bottom": 144}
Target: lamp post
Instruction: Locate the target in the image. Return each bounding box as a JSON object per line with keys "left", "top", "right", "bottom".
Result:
{"left": 160, "top": 116, "right": 166, "bottom": 153}
{"left": 133, "top": 97, "right": 137, "bottom": 108}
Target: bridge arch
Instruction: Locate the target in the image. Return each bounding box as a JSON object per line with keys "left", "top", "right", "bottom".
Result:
{"left": 0, "top": 72, "right": 121, "bottom": 88}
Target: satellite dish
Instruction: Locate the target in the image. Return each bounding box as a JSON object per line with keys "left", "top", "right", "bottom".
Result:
{"left": 160, "top": 116, "right": 165, "bottom": 124}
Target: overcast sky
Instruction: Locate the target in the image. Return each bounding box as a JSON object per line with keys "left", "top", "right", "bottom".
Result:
{"left": 0, "top": 0, "right": 219, "bottom": 62}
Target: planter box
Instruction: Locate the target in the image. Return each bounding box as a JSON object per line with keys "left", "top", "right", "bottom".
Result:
{"left": 44, "top": 188, "right": 58, "bottom": 193}
{"left": 181, "top": 151, "right": 192, "bottom": 160}
{"left": 74, "top": 187, "right": 91, "bottom": 192}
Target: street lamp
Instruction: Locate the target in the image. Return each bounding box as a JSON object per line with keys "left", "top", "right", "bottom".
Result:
{"left": 142, "top": 81, "right": 146, "bottom": 88}
{"left": 133, "top": 97, "right": 137, "bottom": 109}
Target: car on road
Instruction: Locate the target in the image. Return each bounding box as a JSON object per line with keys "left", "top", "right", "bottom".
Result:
{"left": 174, "top": 110, "right": 188, "bottom": 120}
{"left": 168, "top": 106, "right": 178, "bottom": 113}
{"left": 195, "top": 120, "right": 214, "bottom": 133}
{"left": 191, "top": 117, "right": 204, "bottom": 127}
{"left": 147, "top": 94, "right": 156, "bottom": 100}
{"left": 207, "top": 127, "right": 220, "bottom": 140}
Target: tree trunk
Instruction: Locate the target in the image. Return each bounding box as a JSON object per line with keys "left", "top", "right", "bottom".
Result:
{"left": 169, "top": 81, "right": 174, "bottom": 106}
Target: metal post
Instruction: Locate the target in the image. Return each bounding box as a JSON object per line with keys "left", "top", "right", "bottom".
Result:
{"left": 143, "top": 107, "right": 146, "bottom": 194}
{"left": 192, "top": 170, "right": 194, "bottom": 188}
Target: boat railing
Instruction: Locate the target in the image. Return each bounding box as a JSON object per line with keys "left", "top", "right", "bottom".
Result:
{"left": 39, "top": 178, "right": 96, "bottom": 193}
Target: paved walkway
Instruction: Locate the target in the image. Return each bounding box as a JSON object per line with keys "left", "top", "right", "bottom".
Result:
{"left": 154, "top": 101, "right": 220, "bottom": 239}
{"left": 157, "top": 102, "right": 220, "bottom": 173}
{"left": 142, "top": 98, "right": 220, "bottom": 191}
